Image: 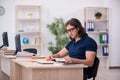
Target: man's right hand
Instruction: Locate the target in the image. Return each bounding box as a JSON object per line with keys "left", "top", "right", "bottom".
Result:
{"left": 45, "top": 56, "right": 52, "bottom": 61}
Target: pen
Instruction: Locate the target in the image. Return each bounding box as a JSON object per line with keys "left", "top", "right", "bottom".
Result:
{"left": 50, "top": 56, "right": 56, "bottom": 62}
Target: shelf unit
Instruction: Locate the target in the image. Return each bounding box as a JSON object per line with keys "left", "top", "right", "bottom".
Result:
{"left": 16, "top": 5, "right": 41, "bottom": 54}
{"left": 84, "top": 7, "right": 109, "bottom": 58}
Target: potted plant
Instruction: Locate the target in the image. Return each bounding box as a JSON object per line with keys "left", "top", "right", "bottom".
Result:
{"left": 47, "top": 18, "right": 69, "bottom": 54}
{"left": 95, "top": 12, "right": 102, "bottom": 19}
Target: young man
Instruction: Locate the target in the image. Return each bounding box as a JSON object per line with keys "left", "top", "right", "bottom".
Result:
{"left": 46, "top": 18, "right": 97, "bottom": 80}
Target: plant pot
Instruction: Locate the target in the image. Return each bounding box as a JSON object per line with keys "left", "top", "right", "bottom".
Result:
{"left": 95, "top": 16, "right": 101, "bottom": 19}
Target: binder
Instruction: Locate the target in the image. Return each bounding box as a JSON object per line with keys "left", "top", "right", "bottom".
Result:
{"left": 99, "top": 34, "right": 103, "bottom": 44}
{"left": 102, "top": 46, "right": 108, "bottom": 56}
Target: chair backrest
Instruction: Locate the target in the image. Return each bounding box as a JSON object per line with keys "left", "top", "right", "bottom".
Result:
{"left": 23, "top": 48, "right": 37, "bottom": 54}
{"left": 88, "top": 56, "right": 100, "bottom": 79}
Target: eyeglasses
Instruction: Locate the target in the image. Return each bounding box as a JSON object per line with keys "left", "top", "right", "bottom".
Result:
{"left": 66, "top": 27, "right": 76, "bottom": 33}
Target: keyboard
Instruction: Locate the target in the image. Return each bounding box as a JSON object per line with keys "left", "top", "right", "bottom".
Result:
{"left": 16, "top": 52, "right": 34, "bottom": 57}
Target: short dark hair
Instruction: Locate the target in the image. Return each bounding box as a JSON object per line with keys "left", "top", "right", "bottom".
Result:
{"left": 65, "top": 18, "right": 87, "bottom": 38}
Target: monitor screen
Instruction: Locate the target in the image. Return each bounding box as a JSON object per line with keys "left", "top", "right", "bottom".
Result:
{"left": 0, "top": 32, "right": 9, "bottom": 49}
{"left": 14, "top": 34, "right": 21, "bottom": 55}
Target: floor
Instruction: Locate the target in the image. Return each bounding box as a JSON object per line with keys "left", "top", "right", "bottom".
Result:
{"left": 95, "top": 67, "right": 120, "bottom": 80}
{"left": 88, "top": 57, "right": 120, "bottom": 80}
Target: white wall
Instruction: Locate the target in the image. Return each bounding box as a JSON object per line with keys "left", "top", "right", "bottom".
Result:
{"left": 0, "top": 0, "right": 106, "bottom": 55}
{"left": 0, "top": 0, "right": 120, "bottom": 66}
{"left": 108, "top": 0, "right": 120, "bottom": 67}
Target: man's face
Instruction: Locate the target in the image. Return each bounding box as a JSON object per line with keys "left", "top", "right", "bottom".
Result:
{"left": 66, "top": 24, "right": 79, "bottom": 39}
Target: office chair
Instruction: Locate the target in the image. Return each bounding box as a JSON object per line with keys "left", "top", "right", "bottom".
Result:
{"left": 84, "top": 57, "right": 100, "bottom": 80}
{"left": 23, "top": 48, "right": 37, "bottom": 55}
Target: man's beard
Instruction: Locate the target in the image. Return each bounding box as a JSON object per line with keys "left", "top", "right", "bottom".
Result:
{"left": 69, "top": 34, "right": 79, "bottom": 40}
{"left": 69, "top": 36, "right": 74, "bottom": 40}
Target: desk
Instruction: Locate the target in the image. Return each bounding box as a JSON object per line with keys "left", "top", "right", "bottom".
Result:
{"left": 0, "top": 49, "right": 5, "bottom": 80}
{"left": 0, "top": 52, "right": 44, "bottom": 80}
{"left": 0, "top": 54, "right": 16, "bottom": 80}
{"left": 11, "top": 59, "right": 87, "bottom": 80}
{"left": 0, "top": 54, "right": 35, "bottom": 80}
{"left": 0, "top": 53, "right": 1, "bottom": 80}
{"left": 0, "top": 51, "right": 87, "bottom": 80}
{"left": 0, "top": 49, "right": 15, "bottom": 80}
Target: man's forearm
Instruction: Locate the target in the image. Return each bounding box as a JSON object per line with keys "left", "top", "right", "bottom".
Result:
{"left": 52, "top": 53, "right": 61, "bottom": 58}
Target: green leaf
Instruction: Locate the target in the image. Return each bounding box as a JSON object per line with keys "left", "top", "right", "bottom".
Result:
{"left": 47, "top": 18, "right": 69, "bottom": 54}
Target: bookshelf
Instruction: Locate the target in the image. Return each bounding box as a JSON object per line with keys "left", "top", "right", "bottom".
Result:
{"left": 16, "top": 5, "right": 41, "bottom": 54}
{"left": 84, "top": 7, "right": 109, "bottom": 58}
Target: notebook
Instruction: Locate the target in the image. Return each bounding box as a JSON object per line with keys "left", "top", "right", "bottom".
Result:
{"left": 37, "top": 60, "right": 54, "bottom": 64}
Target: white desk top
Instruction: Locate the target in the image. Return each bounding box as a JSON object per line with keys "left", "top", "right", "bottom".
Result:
{"left": 0, "top": 54, "right": 16, "bottom": 59}
{"left": 0, "top": 49, "right": 15, "bottom": 55}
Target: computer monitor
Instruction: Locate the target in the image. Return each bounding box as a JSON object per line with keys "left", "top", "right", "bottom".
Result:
{"left": 14, "top": 34, "right": 21, "bottom": 55}
{"left": 0, "top": 32, "right": 9, "bottom": 49}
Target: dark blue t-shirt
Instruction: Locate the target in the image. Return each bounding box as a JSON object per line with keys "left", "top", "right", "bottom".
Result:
{"left": 65, "top": 35, "right": 97, "bottom": 76}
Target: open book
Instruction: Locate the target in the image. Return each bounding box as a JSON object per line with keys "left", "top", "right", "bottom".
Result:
{"left": 37, "top": 60, "right": 54, "bottom": 64}
{"left": 53, "top": 58, "right": 65, "bottom": 63}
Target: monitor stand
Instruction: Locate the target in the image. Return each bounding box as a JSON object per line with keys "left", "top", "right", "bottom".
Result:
{"left": 0, "top": 44, "right": 4, "bottom": 49}
{"left": 14, "top": 49, "right": 18, "bottom": 56}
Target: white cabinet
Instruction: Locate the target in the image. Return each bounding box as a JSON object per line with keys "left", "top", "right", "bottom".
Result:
{"left": 16, "top": 5, "right": 41, "bottom": 54}
{"left": 84, "top": 7, "right": 109, "bottom": 58}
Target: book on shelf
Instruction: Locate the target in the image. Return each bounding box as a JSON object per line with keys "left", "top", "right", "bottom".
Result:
{"left": 99, "top": 33, "right": 109, "bottom": 44}
{"left": 86, "top": 20, "right": 95, "bottom": 31}
{"left": 106, "top": 33, "right": 109, "bottom": 44}
{"left": 102, "top": 46, "right": 109, "bottom": 56}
